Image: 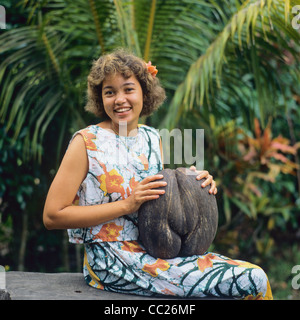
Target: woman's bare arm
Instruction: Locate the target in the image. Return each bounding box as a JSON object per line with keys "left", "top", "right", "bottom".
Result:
{"left": 43, "top": 134, "right": 165, "bottom": 230}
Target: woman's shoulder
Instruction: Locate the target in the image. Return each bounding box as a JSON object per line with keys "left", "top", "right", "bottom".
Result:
{"left": 69, "top": 124, "right": 104, "bottom": 151}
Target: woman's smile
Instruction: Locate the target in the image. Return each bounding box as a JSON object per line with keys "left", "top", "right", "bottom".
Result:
{"left": 114, "top": 107, "right": 132, "bottom": 113}
{"left": 113, "top": 106, "right": 133, "bottom": 115}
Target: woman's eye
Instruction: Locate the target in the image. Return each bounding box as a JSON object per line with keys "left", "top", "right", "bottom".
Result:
{"left": 104, "top": 90, "right": 113, "bottom": 96}
{"left": 125, "top": 87, "right": 134, "bottom": 92}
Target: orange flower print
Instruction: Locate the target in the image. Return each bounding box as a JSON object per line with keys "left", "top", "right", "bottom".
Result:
{"left": 142, "top": 259, "right": 170, "bottom": 277}
{"left": 196, "top": 254, "right": 245, "bottom": 272}
{"left": 126, "top": 176, "right": 140, "bottom": 197}
{"left": 82, "top": 130, "right": 97, "bottom": 151}
{"left": 197, "top": 254, "right": 215, "bottom": 272}
{"left": 129, "top": 176, "right": 139, "bottom": 190}
{"left": 91, "top": 222, "right": 123, "bottom": 241}
{"left": 161, "top": 288, "right": 176, "bottom": 296}
{"left": 121, "top": 241, "right": 146, "bottom": 253}
{"left": 138, "top": 153, "right": 149, "bottom": 170}
{"left": 244, "top": 292, "right": 264, "bottom": 300}
{"left": 126, "top": 177, "right": 139, "bottom": 197}
{"left": 98, "top": 162, "right": 126, "bottom": 199}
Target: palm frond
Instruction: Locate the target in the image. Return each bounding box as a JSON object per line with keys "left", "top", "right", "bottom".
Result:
{"left": 41, "top": 31, "right": 60, "bottom": 74}
{"left": 88, "top": 0, "right": 105, "bottom": 52}
{"left": 1, "top": 0, "right": 299, "bottom": 162}
{"left": 161, "top": 0, "right": 300, "bottom": 130}
{"left": 143, "top": 0, "right": 157, "bottom": 62}
{"left": 112, "top": 0, "right": 141, "bottom": 55}
{"left": 0, "top": 0, "right": 119, "bottom": 161}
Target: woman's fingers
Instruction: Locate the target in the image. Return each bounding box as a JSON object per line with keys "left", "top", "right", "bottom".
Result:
{"left": 142, "top": 180, "right": 167, "bottom": 190}
{"left": 200, "top": 174, "right": 213, "bottom": 187}
{"left": 195, "top": 170, "right": 209, "bottom": 181}
{"left": 132, "top": 175, "right": 167, "bottom": 202}
{"left": 126, "top": 174, "right": 168, "bottom": 212}
{"left": 139, "top": 189, "right": 166, "bottom": 198}
{"left": 209, "top": 179, "right": 217, "bottom": 194}
{"left": 190, "top": 167, "right": 218, "bottom": 195}
{"left": 138, "top": 175, "right": 167, "bottom": 191}
{"left": 140, "top": 174, "right": 164, "bottom": 185}
{"left": 137, "top": 171, "right": 217, "bottom": 201}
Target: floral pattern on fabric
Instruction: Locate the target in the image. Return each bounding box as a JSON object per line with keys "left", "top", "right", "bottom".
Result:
{"left": 83, "top": 242, "right": 273, "bottom": 300}
{"left": 68, "top": 124, "right": 273, "bottom": 300}
{"left": 67, "top": 124, "right": 162, "bottom": 244}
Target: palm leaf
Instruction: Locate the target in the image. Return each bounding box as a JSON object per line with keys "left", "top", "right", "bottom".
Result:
{"left": 143, "top": 0, "right": 157, "bottom": 62}
{"left": 0, "top": 0, "right": 118, "bottom": 161}
{"left": 1, "top": 0, "right": 299, "bottom": 162}
{"left": 161, "top": 0, "right": 300, "bottom": 130}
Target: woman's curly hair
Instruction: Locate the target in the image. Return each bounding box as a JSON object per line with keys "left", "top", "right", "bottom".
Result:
{"left": 85, "top": 49, "right": 166, "bottom": 119}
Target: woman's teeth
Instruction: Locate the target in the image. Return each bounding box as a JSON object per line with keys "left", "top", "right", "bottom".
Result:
{"left": 115, "top": 107, "right": 131, "bottom": 113}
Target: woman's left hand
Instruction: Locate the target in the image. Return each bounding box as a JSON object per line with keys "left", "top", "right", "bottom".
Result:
{"left": 189, "top": 166, "right": 217, "bottom": 195}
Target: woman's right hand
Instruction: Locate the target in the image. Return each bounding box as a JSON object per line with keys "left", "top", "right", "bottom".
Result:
{"left": 125, "top": 174, "right": 167, "bottom": 213}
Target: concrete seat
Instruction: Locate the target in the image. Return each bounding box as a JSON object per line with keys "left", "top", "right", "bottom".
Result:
{"left": 4, "top": 271, "right": 169, "bottom": 300}
{"left": 2, "top": 271, "right": 230, "bottom": 300}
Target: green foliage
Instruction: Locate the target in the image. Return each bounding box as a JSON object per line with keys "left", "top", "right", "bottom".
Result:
{"left": 0, "top": 1, "right": 299, "bottom": 296}
{"left": 266, "top": 244, "right": 300, "bottom": 300}
{"left": 0, "top": 126, "right": 35, "bottom": 215}
{"left": 0, "top": 125, "right": 35, "bottom": 268}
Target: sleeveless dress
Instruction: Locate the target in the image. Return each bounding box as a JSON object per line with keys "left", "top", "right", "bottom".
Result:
{"left": 68, "top": 124, "right": 273, "bottom": 300}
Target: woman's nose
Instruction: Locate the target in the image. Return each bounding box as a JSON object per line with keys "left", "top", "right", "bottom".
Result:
{"left": 115, "top": 92, "right": 126, "bottom": 105}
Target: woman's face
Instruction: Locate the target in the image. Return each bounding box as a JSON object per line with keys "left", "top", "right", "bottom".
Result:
{"left": 102, "top": 72, "right": 143, "bottom": 131}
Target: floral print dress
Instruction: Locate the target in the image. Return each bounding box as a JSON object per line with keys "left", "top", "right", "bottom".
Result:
{"left": 68, "top": 124, "right": 273, "bottom": 300}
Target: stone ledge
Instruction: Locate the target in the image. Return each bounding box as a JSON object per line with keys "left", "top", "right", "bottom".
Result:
{"left": 5, "top": 271, "right": 220, "bottom": 300}
{"left": 5, "top": 271, "right": 164, "bottom": 300}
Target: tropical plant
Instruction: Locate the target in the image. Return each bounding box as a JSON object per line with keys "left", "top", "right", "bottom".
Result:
{"left": 162, "top": 0, "right": 300, "bottom": 131}
{"left": 1, "top": 0, "right": 299, "bottom": 162}
{"left": 0, "top": 0, "right": 207, "bottom": 161}
{"left": 217, "top": 118, "right": 299, "bottom": 218}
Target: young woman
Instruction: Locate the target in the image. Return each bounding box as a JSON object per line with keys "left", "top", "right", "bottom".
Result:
{"left": 43, "top": 49, "right": 272, "bottom": 299}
